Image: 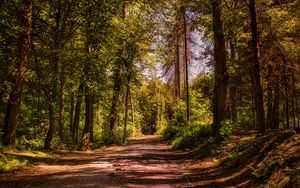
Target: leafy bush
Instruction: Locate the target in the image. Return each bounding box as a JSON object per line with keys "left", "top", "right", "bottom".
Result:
{"left": 0, "top": 155, "right": 28, "bottom": 172}
{"left": 159, "top": 90, "right": 213, "bottom": 149}
{"left": 161, "top": 125, "right": 182, "bottom": 141}
{"left": 156, "top": 119, "right": 168, "bottom": 135}
{"left": 171, "top": 123, "right": 213, "bottom": 149}
{"left": 235, "top": 110, "right": 254, "bottom": 131}
{"left": 220, "top": 120, "right": 234, "bottom": 139}
{"left": 16, "top": 135, "right": 44, "bottom": 150}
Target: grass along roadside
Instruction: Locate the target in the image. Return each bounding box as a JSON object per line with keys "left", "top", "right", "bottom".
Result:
{"left": 0, "top": 148, "right": 60, "bottom": 173}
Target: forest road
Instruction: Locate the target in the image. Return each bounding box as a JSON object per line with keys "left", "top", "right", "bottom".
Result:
{"left": 0, "top": 135, "right": 198, "bottom": 188}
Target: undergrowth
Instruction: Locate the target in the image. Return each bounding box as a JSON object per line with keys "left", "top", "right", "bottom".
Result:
{"left": 160, "top": 121, "right": 213, "bottom": 149}
{"left": 0, "top": 155, "right": 28, "bottom": 173}
{"left": 0, "top": 148, "right": 60, "bottom": 173}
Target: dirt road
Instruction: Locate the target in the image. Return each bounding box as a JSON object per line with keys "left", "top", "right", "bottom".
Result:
{"left": 0, "top": 136, "right": 195, "bottom": 188}
{"left": 1, "top": 135, "right": 254, "bottom": 188}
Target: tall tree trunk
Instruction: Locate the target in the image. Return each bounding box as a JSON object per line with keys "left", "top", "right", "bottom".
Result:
{"left": 182, "top": 7, "right": 190, "bottom": 123}
{"left": 109, "top": 62, "right": 123, "bottom": 143}
{"left": 292, "top": 69, "right": 299, "bottom": 128}
{"left": 266, "top": 64, "right": 273, "bottom": 129}
{"left": 69, "top": 84, "right": 75, "bottom": 138}
{"left": 89, "top": 97, "right": 95, "bottom": 143}
{"left": 211, "top": 0, "right": 229, "bottom": 143}
{"left": 72, "top": 83, "right": 84, "bottom": 144}
{"left": 2, "top": 0, "right": 32, "bottom": 146}
{"left": 79, "top": 86, "right": 92, "bottom": 151}
{"left": 229, "top": 40, "right": 237, "bottom": 121}
{"left": 0, "top": 91, "right": 4, "bottom": 106}
{"left": 44, "top": 103, "right": 55, "bottom": 149}
{"left": 123, "top": 84, "right": 130, "bottom": 144}
{"left": 58, "top": 65, "right": 65, "bottom": 142}
{"left": 249, "top": 0, "right": 266, "bottom": 133}
{"left": 79, "top": 40, "right": 94, "bottom": 150}
{"left": 272, "top": 82, "right": 280, "bottom": 129}
{"left": 282, "top": 54, "right": 289, "bottom": 128}
{"left": 175, "top": 24, "right": 181, "bottom": 99}
{"left": 174, "top": 45, "right": 180, "bottom": 98}
{"left": 130, "top": 88, "right": 134, "bottom": 123}
{"left": 44, "top": 55, "right": 59, "bottom": 150}
{"left": 44, "top": 2, "right": 62, "bottom": 149}
{"left": 108, "top": 2, "right": 126, "bottom": 144}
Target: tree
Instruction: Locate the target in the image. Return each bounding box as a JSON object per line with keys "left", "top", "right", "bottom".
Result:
{"left": 78, "top": 0, "right": 114, "bottom": 150}
{"left": 161, "top": 0, "right": 191, "bottom": 123}
{"left": 211, "top": 0, "right": 229, "bottom": 142}
{"left": 181, "top": 1, "right": 190, "bottom": 123}
{"left": 122, "top": 83, "right": 130, "bottom": 144}
{"left": 249, "top": 0, "right": 266, "bottom": 133}
{"left": 2, "top": 0, "right": 32, "bottom": 146}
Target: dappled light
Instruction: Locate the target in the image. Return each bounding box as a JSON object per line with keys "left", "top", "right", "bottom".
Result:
{"left": 1, "top": 0, "right": 300, "bottom": 187}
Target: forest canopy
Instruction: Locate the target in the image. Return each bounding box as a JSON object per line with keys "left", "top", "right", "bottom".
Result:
{"left": 0, "top": 0, "right": 299, "bottom": 151}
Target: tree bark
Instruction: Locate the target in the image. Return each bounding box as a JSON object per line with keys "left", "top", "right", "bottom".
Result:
{"left": 271, "top": 84, "right": 280, "bottom": 129}
{"left": 266, "top": 64, "right": 273, "bottom": 129}
{"left": 175, "top": 16, "right": 181, "bottom": 99}
{"left": 44, "top": 54, "right": 59, "bottom": 150}
{"left": 249, "top": 0, "right": 266, "bottom": 133}
{"left": 44, "top": 2, "right": 62, "bottom": 149}
{"left": 79, "top": 85, "right": 92, "bottom": 151}
{"left": 44, "top": 102, "right": 55, "bottom": 149}
{"left": 130, "top": 88, "right": 134, "bottom": 123}
{"left": 109, "top": 62, "right": 123, "bottom": 143}
{"left": 108, "top": 2, "right": 126, "bottom": 143}
{"left": 282, "top": 54, "right": 289, "bottom": 128}
{"left": 182, "top": 7, "right": 190, "bottom": 124}
{"left": 72, "top": 83, "right": 84, "bottom": 144}
{"left": 89, "top": 97, "right": 95, "bottom": 143}
{"left": 211, "top": 0, "right": 229, "bottom": 143}
{"left": 175, "top": 40, "right": 181, "bottom": 99}
{"left": 79, "top": 40, "right": 94, "bottom": 150}
{"left": 58, "top": 65, "right": 65, "bottom": 142}
{"left": 229, "top": 40, "right": 237, "bottom": 121}
{"left": 69, "top": 84, "right": 75, "bottom": 138}
{"left": 123, "top": 84, "right": 130, "bottom": 144}
{"left": 292, "top": 69, "right": 299, "bottom": 128}
{"left": 2, "top": 0, "right": 32, "bottom": 146}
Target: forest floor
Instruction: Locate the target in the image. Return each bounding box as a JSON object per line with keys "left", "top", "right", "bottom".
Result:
{"left": 0, "top": 132, "right": 299, "bottom": 187}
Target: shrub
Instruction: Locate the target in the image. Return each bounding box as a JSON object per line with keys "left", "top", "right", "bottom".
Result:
{"left": 235, "top": 110, "right": 253, "bottom": 131}
{"left": 0, "top": 155, "right": 28, "bottom": 173}
{"left": 171, "top": 123, "right": 213, "bottom": 149}
{"left": 161, "top": 125, "right": 182, "bottom": 141}
{"left": 16, "top": 135, "right": 44, "bottom": 150}
{"left": 220, "top": 120, "right": 234, "bottom": 139}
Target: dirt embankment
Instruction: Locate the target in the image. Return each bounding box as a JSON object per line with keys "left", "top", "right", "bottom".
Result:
{"left": 185, "top": 130, "right": 300, "bottom": 187}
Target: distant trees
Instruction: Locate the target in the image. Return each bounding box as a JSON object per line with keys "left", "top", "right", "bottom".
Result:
{"left": 161, "top": 0, "right": 191, "bottom": 123}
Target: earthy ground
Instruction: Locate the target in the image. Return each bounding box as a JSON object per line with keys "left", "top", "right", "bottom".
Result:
{"left": 0, "top": 135, "right": 253, "bottom": 188}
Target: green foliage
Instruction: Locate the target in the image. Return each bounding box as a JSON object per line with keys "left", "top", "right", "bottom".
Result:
{"left": 156, "top": 118, "right": 168, "bottom": 135}
{"left": 171, "top": 123, "right": 213, "bottom": 149}
{"left": 159, "top": 85, "right": 213, "bottom": 149}
{"left": 220, "top": 120, "right": 234, "bottom": 139}
{"left": 16, "top": 136, "right": 44, "bottom": 150}
{"left": 278, "top": 177, "right": 291, "bottom": 188}
{"left": 161, "top": 125, "right": 182, "bottom": 141}
{"left": 137, "top": 79, "right": 166, "bottom": 135}
{"left": 219, "top": 110, "right": 254, "bottom": 140}
{"left": 0, "top": 155, "right": 28, "bottom": 173}
{"left": 234, "top": 110, "right": 253, "bottom": 131}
